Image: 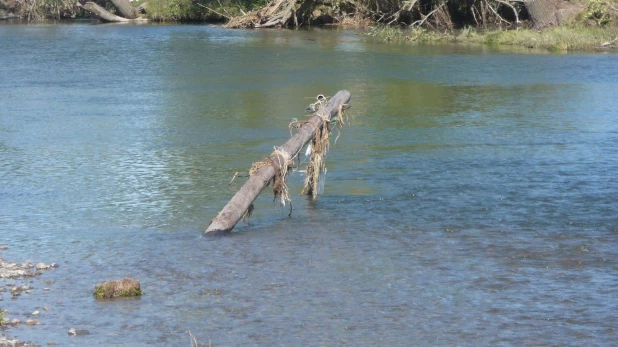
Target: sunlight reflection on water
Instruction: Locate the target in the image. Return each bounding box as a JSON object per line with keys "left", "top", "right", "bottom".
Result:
{"left": 0, "top": 24, "right": 617, "bottom": 346}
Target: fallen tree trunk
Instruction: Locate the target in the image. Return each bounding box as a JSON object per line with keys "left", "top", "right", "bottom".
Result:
{"left": 109, "top": 0, "right": 137, "bottom": 19}
{"left": 83, "top": 2, "right": 130, "bottom": 22}
{"left": 82, "top": 1, "right": 148, "bottom": 22}
{"left": 523, "top": 0, "right": 585, "bottom": 28}
{"left": 205, "top": 90, "right": 351, "bottom": 236}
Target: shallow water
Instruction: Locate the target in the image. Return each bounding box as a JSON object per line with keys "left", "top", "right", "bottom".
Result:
{"left": 0, "top": 23, "right": 617, "bottom": 345}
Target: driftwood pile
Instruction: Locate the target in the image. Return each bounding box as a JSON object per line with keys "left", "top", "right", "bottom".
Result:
{"left": 225, "top": 0, "right": 298, "bottom": 28}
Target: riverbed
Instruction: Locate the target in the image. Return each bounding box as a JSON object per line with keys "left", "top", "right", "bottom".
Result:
{"left": 1, "top": 23, "right": 617, "bottom": 345}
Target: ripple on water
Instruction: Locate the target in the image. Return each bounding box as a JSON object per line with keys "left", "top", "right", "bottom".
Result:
{"left": 1, "top": 24, "right": 618, "bottom": 346}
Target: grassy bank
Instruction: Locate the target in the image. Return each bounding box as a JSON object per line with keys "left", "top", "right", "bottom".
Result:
{"left": 368, "top": 25, "right": 618, "bottom": 52}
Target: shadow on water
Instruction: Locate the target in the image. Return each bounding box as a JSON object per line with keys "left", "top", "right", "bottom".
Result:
{"left": 0, "top": 24, "right": 617, "bottom": 345}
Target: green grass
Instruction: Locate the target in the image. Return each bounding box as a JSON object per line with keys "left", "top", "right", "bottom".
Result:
{"left": 483, "top": 27, "right": 618, "bottom": 52}
{"left": 368, "top": 25, "right": 618, "bottom": 52}
{"left": 147, "top": 0, "right": 203, "bottom": 21}
{"left": 93, "top": 278, "right": 142, "bottom": 299}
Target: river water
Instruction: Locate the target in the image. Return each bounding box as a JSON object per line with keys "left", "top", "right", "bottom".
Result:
{"left": 0, "top": 23, "right": 617, "bottom": 346}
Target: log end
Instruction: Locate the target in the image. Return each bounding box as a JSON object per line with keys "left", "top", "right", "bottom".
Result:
{"left": 203, "top": 228, "right": 231, "bottom": 237}
{"left": 204, "top": 219, "right": 233, "bottom": 236}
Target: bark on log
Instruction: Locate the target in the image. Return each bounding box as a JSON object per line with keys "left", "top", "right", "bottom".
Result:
{"left": 82, "top": 1, "right": 149, "bottom": 22}
{"left": 109, "top": 0, "right": 137, "bottom": 19}
{"left": 523, "top": 0, "right": 585, "bottom": 29}
{"left": 83, "top": 2, "right": 130, "bottom": 22}
{"left": 205, "top": 90, "right": 352, "bottom": 236}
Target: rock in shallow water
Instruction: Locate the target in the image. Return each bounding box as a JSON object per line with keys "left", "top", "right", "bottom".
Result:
{"left": 68, "top": 328, "right": 90, "bottom": 336}
{"left": 93, "top": 278, "right": 142, "bottom": 299}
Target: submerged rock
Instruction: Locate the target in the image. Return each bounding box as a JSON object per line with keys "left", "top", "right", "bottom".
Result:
{"left": 93, "top": 278, "right": 142, "bottom": 299}
{"left": 68, "top": 328, "right": 90, "bottom": 336}
{"left": 1, "top": 257, "right": 56, "bottom": 279}
{"left": 0, "top": 336, "right": 35, "bottom": 347}
{"left": 0, "top": 249, "right": 56, "bottom": 347}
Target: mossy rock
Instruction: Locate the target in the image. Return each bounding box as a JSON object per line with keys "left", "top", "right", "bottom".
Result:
{"left": 94, "top": 278, "right": 142, "bottom": 299}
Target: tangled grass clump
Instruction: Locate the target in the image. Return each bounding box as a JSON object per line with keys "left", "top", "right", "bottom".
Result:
{"left": 94, "top": 278, "right": 142, "bottom": 299}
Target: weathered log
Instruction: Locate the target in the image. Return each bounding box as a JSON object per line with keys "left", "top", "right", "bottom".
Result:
{"left": 109, "top": 0, "right": 137, "bottom": 19}
{"left": 523, "top": 0, "right": 585, "bottom": 29}
{"left": 83, "top": 2, "right": 130, "bottom": 22}
{"left": 205, "top": 90, "right": 351, "bottom": 236}
{"left": 82, "top": 1, "right": 148, "bottom": 22}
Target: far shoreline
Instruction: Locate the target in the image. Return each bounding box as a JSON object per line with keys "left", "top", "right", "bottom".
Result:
{"left": 1, "top": 18, "right": 617, "bottom": 54}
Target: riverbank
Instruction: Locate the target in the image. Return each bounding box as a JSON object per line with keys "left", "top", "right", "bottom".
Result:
{"left": 0, "top": 246, "right": 58, "bottom": 347}
{"left": 368, "top": 25, "right": 618, "bottom": 52}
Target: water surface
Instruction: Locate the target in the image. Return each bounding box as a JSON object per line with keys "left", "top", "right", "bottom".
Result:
{"left": 0, "top": 24, "right": 617, "bottom": 346}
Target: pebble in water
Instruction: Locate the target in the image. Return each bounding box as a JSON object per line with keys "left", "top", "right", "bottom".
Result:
{"left": 68, "top": 328, "right": 90, "bottom": 336}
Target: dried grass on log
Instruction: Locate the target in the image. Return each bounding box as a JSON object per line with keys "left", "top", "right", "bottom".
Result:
{"left": 223, "top": 0, "right": 297, "bottom": 28}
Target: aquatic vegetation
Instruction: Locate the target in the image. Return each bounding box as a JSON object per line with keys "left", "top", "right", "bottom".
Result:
{"left": 367, "top": 24, "right": 618, "bottom": 52}
{"left": 483, "top": 26, "right": 617, "bottom": 51}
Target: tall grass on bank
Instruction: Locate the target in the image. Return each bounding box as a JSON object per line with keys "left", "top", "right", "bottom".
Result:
{"left": 367, "top": 25, "right": 618, "bottom": 52}
{"left": 12, "top": 0, "right": 82, "bottom": 20}
{"left": 368, "top": 25, "right": 451, "bottom": 42}
{"left": 146, "top": 0, "right": 258, "bottom": 21}
{"left": 484, "top": 27, "right": 618, "bottom": 52}
{"left": 147, "top": 0, "right": 204, "bottom": 21}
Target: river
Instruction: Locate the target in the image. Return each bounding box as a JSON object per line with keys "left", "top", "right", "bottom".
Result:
{"left": 0, "top": 23, "right": 617, "bottom": 346}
